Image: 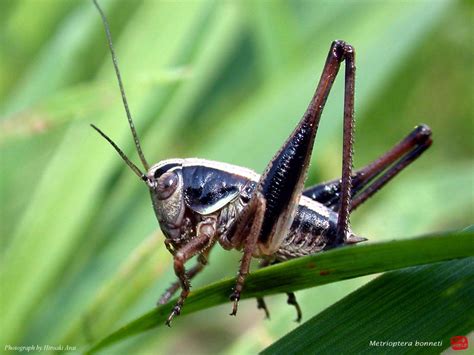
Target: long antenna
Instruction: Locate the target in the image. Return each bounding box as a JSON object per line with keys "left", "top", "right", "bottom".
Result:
{"left": 93, "top": 0, "right": 150, "bottom": 171}
{"left": 91, "top": 124, "right": 145, "bottom": 178}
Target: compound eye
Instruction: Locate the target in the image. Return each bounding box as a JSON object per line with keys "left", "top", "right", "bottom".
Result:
{"left": 156, "top": 171, "right": 179, "bottom": 200}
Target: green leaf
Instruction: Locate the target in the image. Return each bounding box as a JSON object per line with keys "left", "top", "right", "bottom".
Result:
{"left": 263, "top": 258, "right": 474, "bottom": 354}
{"left": 85, "top": 230, "right": 474, "bottom": 353}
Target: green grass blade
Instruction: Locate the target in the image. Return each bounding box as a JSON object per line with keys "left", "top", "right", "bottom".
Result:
{"left": 85, "top": 230, "right": 474, "bottom": 353}
{"left": 263, "top": 257, "right": 474, "bottom": 354}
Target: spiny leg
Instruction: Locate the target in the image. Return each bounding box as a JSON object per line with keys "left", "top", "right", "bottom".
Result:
{"left": 303, "top": 124, "right": 432, "bottom": 211}
{"left": 254, "top": 40, "right": 356, "bottom": 256}
{"left": 350, "top": 125, "right": 432, "bottom": 210}
{"left": 230, "top": 192, "right": 266, "bottom": 316}
{"left": 166, "top": 219, "right": 216, "bottom": 326}
{"left": 224, "top": 41, "right": 355, "bottom": 316}
{"left": 158, "top": 252, "right": 210, "bottom": 305}
{"left": 254, "top": 42, "right": 354, "bottom": 320}
{"left": 335, "top": 45, "right": 355, "bottom": 246}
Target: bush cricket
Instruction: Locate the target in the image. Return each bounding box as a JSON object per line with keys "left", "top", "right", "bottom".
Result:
{"left": 91, "top": 0, "right": 432, "bottom": 326}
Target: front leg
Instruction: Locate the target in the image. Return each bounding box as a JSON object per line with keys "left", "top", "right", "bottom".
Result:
{"left": 165, "top": 218, "right": 216, "bottom": 326}
{"left": 158, "top": 252, "right": 210, "bottom": 305}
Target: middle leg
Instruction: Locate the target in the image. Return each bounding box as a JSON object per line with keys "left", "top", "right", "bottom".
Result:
{"left": 229, "top": 192, "right": 266, "bottom": 316}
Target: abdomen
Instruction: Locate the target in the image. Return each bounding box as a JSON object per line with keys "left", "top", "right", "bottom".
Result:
{"left": 275, "top": 197, "right": 339, "bottom": 261}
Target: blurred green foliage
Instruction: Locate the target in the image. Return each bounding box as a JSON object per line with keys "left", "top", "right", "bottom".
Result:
{"left": 0, "top": 0, "right": 472, "bottom": 353}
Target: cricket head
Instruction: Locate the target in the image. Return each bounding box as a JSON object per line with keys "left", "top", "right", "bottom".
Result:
{"left": 145, "top": 160, "right": 186, "bottom": 240}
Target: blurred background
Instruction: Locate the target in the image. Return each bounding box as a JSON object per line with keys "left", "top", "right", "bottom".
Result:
{"left": 1, "top": 0, "right": 472, "bottom": 353}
